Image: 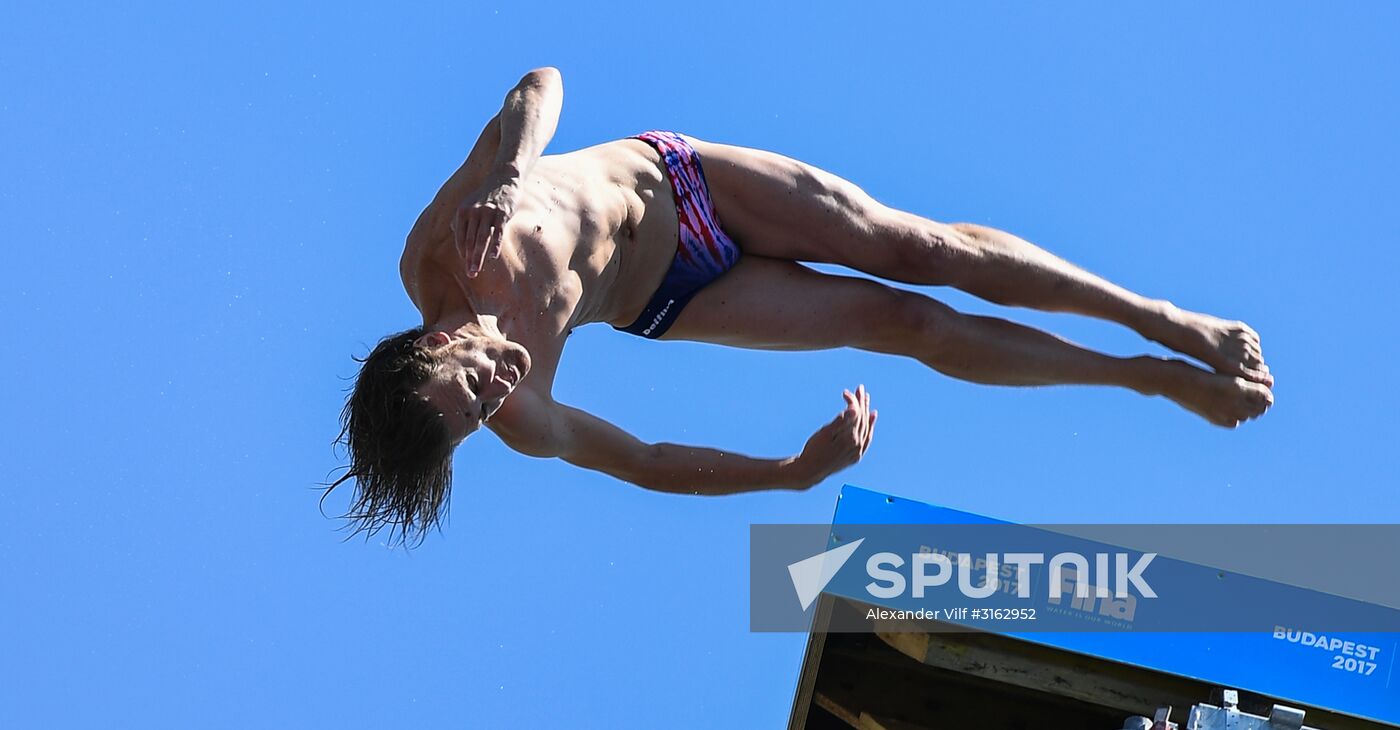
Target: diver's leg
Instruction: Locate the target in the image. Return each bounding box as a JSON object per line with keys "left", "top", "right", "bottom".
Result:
{"left": 687, "top": 136, "right": 1271, "bottom": 386}
{"left": 664, "top": 257, "right": 1272, "bottom": 428}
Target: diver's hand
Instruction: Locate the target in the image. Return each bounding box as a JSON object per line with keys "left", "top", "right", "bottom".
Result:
{"left": 451, "top": 173, "right": 521, "bottom": 277}
{"left": 792, "top": 385, "right": 877, "bottom": 489}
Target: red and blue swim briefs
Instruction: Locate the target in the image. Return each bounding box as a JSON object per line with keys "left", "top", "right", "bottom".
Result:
{"left": 615, "top": 130, "right": 741, "bottom": 338}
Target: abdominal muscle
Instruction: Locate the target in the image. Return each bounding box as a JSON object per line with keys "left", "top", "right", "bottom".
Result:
{"left": 519, "top": 139, "right": 681, "bottom": 331}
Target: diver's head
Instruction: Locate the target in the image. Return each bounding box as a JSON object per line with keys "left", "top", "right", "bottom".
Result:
{"left": 330, "top": 321, "right": 531, "bottom": 543}
{"left": 410, "top": 322, "right": 531, "bottom": 440}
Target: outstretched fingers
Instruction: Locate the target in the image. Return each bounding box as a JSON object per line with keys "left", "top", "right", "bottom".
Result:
{"left": 838, "top": 385, "right": 877, "bottom": 458}
{"left": 449, "top": 202, "right": 510, "bottom": 278}
{"left": 489, "top": 214, "right": 506, "bottom": 259}
{"left": 455, "top": 210, "right": 478, "bottom": 263}
{"left": 867, "top": 407, "right": 877, "bottom": 456}
{"left": 468, "top": 213, "right": 496, "bottom": 276}
{"left": 799, "top": 385, "right": 880, "bottom": 486}
{"left": 859, "top": 386, "right": 876, "bottom": 456}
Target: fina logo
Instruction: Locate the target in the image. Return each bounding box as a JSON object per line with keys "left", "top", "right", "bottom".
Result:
{"left": 641, "top": 299, "right": 676, "bottom": 336}
{"left": 786, "top": 541, "right": 1157, "bottom": 611}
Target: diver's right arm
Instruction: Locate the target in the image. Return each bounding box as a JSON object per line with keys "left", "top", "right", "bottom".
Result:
{"left": 452, "top": 67, "right": 563, "bottom": 276}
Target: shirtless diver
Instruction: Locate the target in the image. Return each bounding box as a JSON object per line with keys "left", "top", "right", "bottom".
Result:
{"left": 331, "top": 68, "right": 1273, "bottom": 539}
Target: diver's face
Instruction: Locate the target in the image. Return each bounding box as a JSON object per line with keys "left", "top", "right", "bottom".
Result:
{"left": 415, "top": 328, "right": 531, "bottom": 442}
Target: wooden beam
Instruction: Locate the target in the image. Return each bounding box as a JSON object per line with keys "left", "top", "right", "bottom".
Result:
{"left": 813, "top": 691, "right": 861, "bottom": 728}
{"left": 874, "top": 616, "right": 1201, "bottom": 718}
{"left": 857, "top": 712, "right": 938, "bottom": 730}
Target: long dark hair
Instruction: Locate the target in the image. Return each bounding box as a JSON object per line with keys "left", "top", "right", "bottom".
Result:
{"left": 326, "top": 327, "right": 454, "bottom": 545}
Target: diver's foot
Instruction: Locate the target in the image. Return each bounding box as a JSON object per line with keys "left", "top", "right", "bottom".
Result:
{"left": 1147, "top": 304, "right": 1272, "bottom": 386}
{"left": 1158, "top": 359, "right": 1274, "bottom": 428}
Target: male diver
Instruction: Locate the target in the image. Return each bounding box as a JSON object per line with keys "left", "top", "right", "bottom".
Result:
{"left": 332, "top": 67, "right": 1272, "bottom": 539}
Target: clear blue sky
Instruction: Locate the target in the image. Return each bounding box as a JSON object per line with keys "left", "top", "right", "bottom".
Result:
{"left": 3, "top": 3, "right": 1397, "bottom": 727}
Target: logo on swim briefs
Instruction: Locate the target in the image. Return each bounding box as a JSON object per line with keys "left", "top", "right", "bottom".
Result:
{"left": 642, "top": 299, "right": 676, "bottom": 336}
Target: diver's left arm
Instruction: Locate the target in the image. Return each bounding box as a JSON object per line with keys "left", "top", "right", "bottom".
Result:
{"left": 494, "top": 389, "right": 877, "bottom": 495}
{"left": 550, "top": 402, "right": 814, "bottom": 494}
